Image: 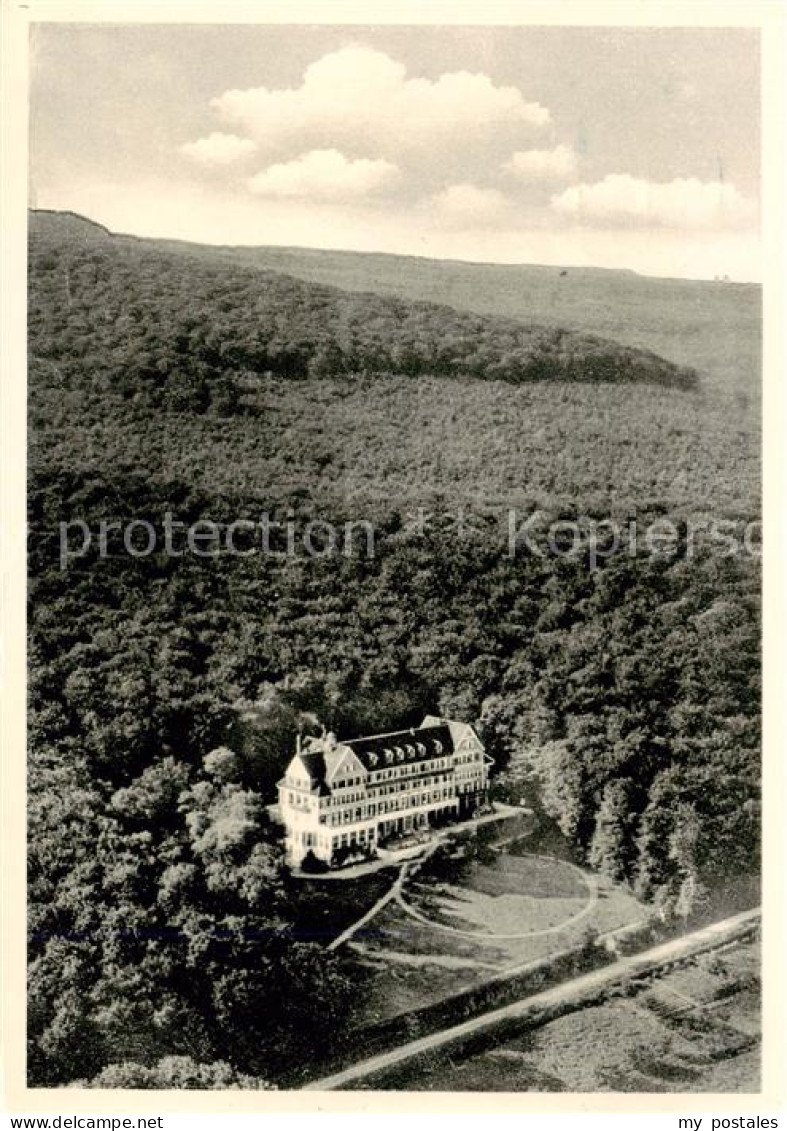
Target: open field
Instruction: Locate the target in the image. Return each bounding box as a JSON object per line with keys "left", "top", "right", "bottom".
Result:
{"left": 341, "top": 817, "right": 645, "bottom": 1030}
{"left": 383, "top": 939, "right": 760, "bottom": 1092}
{"left": 137, "top": 234, "right": 761, "bottom": 399}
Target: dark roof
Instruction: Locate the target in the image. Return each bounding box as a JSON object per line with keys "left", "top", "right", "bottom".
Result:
{"left": 298, "top": 748, "right": 327, "bottom": 784}
{"left": 344, "top": 724, "right": 455, "bottom": 772}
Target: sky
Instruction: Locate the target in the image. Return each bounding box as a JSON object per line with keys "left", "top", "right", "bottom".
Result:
{"left": 29, "top": 24, "right": 761, "bottom": 280}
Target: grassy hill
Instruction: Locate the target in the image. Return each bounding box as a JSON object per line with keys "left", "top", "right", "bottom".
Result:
{"left": 28, "top": 210, "right": 758, "bottom": 516}
{"left": 29, "top": 210, "right": 759, "bottom": 398}
{"left": 214, "top": 246, "right": 760, "bottom": 399}
{"left": 29, "top": 209, "right": 699, "bottom": 392}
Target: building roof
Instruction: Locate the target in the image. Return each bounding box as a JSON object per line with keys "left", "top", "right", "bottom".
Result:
{"left": 282, "top": 716, "right": 483, "bottom": 794}
{"left": 298, "top": 748, "right": 327, "bottom": 785}
{"left": 343, "top": 723, "right": 455, "bottom": 771}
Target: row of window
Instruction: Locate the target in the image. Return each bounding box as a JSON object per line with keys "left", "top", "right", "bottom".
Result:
{"left": 334, "top": 758, "right": 453, "bottom": 788}
{"left": 367, "top": 756, "right": 452, "bottom": 781}
{"left": 287, "top": 771, "right": 485, "bottom": 811}
{"left": 323, "top": 790, "right": 365, "bottom": 805}
{"left": 323, "top": 772, "right": 453, "bottom": 803}
{"left": 319, "top": 788, "right": 458, "bottom": 826}
{"left": 292, "top": 827, "right": 376, "bottom": 852}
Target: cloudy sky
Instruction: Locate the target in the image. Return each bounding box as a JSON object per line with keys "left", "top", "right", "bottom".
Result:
{"left": 30, "top": 24, "right": 761, "bottom": 280}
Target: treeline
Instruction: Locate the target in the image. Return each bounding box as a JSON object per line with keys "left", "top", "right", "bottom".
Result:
{"left": 29, "top": 218, "right": 698, "bottom": 410}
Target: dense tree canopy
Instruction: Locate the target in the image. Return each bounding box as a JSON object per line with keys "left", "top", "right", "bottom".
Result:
{"left": 26, "top": 214, "right": 760, "bottom": 1087}
{"left": 29, "top": 215, "right": 698, "bottom": 409}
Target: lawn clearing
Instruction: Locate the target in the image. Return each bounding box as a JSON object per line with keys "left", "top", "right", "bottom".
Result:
{"left": 401, "top": 853, "right": 595, "bottom": 940}
{"left": 342, "top": 827, "right": 645, "bottom": 1029}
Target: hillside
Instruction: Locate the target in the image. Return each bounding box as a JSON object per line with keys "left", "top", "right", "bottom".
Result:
{"left": 29, "top": 210, "right": 760, "bottom": 516}
{"left": 29, "top": 210, "right": 698, "bottom": 396}
{"left": 209, "top": 247, "right": 760, "bottom": 399}
{"left": 29, "top": 209, "right": 760, "bottom": 398}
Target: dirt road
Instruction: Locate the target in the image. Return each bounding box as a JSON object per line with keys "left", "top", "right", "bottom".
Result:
{"left": 302, "top": 906, "right": 760, "bottom": 1091}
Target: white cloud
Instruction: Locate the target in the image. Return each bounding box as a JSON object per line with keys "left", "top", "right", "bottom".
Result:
{"left": 179, "top": 132, "right": 256, "bottom": 165}
{"left": 551, "top": 174, "right": 755, "bottom": 229}
{"left": 505, "top": 144, "right": 577, "bottom": 181}
{"left": 212, "top": 46, "right": 549, "bottom": 155}
{"left": 42, "top": 173, "right": 762, "bottom": 282}
{"left": 430, "top": 183, "right": 511, "bottom": 228}
{"left": 247, "top": 149, "right": 399, "bottom": 200}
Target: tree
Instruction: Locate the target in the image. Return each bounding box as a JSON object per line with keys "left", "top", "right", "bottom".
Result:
{"left": 588, "top": 779, "right": 636, "bottom": 881}
{"left": 111, "top": 757, "right": 192, "bottom": 823}
{"left": 668, "top": 802, "right": 707, "bottom": 922}
{"left": 84, "top": 1056, "right": 274, "bottom": 1089}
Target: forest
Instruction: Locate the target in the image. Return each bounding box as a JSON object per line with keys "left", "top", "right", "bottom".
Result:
{"left": 27, "top": 213, "right": 760, "bottom": 1088}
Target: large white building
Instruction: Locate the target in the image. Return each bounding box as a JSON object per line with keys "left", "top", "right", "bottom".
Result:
{"left": 278, "top": 715, "right": 492, "bottom": 867}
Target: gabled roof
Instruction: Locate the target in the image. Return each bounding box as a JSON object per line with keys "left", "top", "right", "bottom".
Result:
{"left": 423, "top": 715, "right": 484, "bottom": 751}
{"left": 281, "top": 748, "right": 329, "bottom": 791}
{"left": 297, "top": 748, "right": 327, "bottom": 784}
{"left": 323, "top": 745, "right": 367, "bottom": 782}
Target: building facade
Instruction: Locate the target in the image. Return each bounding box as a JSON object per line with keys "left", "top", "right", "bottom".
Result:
{"left": 277, "top": 715, "right": 492, "bottom": 867}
